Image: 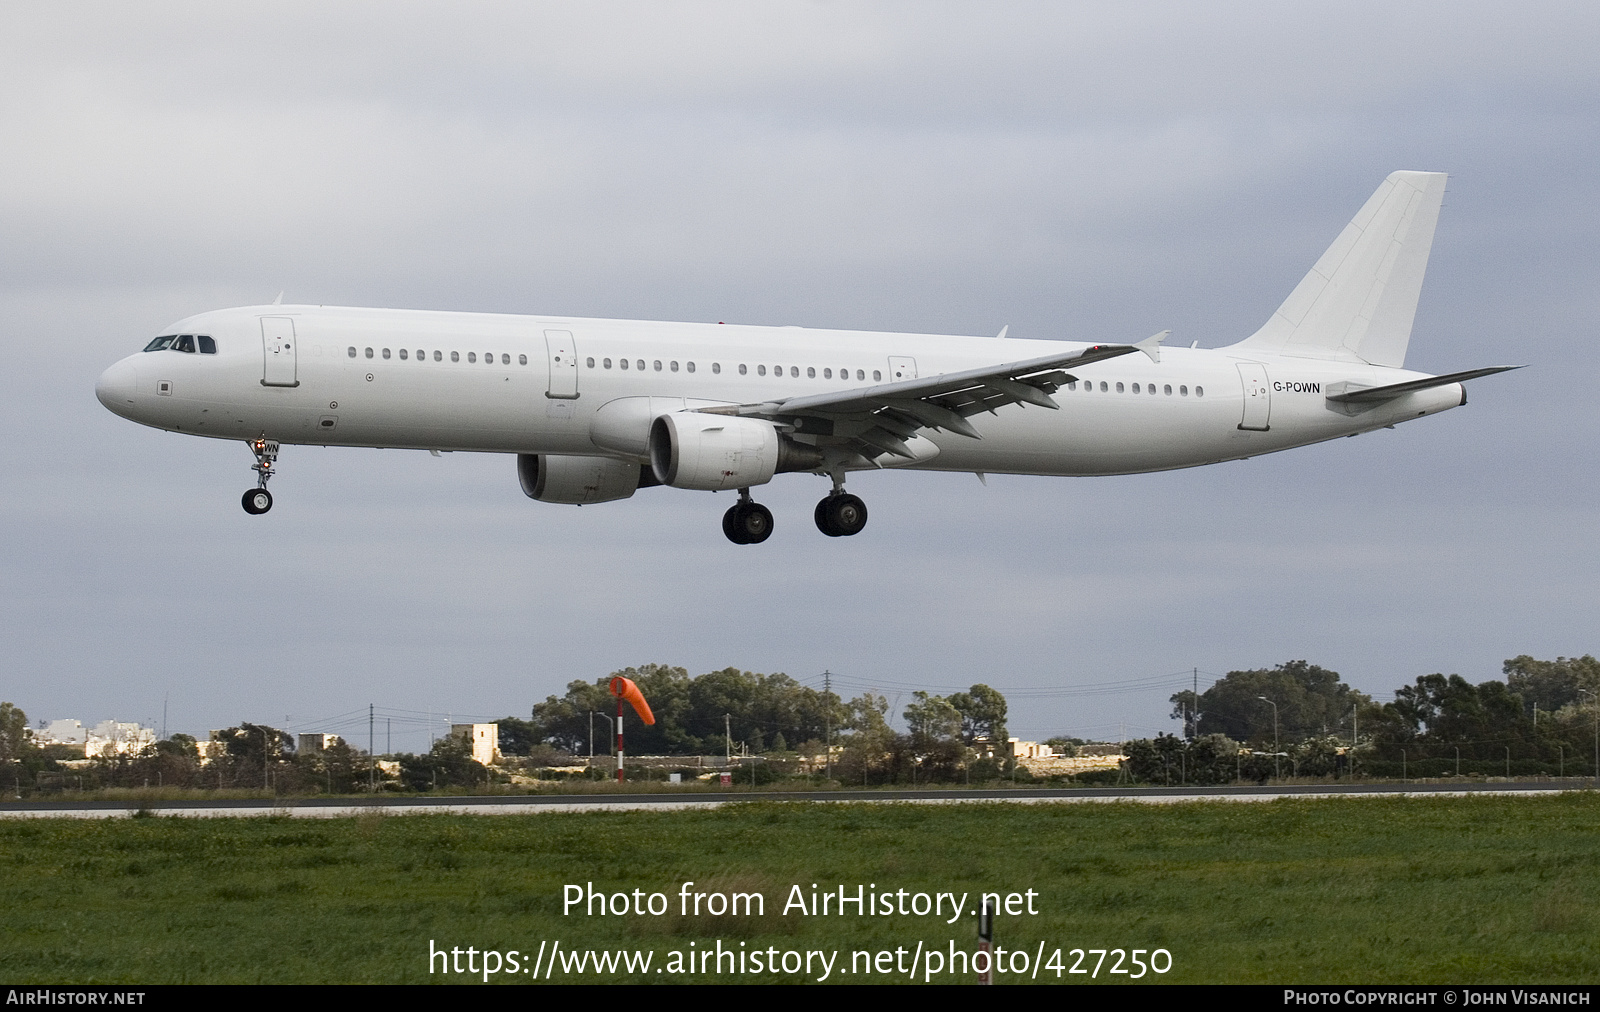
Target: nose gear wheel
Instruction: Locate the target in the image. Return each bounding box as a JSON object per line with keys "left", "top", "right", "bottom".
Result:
{"left": 241, "top": 438, "right": 280, "bottom": 514}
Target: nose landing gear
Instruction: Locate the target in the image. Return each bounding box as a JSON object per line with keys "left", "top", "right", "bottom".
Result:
{"left": 241, "top": 438, "right": 279, "bottom": 515}
{"left": 722, "top": 489, "right": 774, "bottom": 544}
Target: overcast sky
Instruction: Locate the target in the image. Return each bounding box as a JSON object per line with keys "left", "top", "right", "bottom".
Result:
{"left": 2, "top": 2, "right": 1596, "bottom": 750}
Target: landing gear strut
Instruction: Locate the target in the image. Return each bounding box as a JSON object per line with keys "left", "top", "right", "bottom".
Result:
{"left": 242, "top": 438, "right": 278, "bottom": 515}
{"left": 722, "top": 489, "right": 773, "bottom": 544}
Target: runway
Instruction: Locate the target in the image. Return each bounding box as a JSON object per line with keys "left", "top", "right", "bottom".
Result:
{"left": 1, "top": 780, "right": 1590, "bottom": 818}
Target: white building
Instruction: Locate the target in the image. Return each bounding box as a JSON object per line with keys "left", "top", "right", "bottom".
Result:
{"left": 35, "top": 719, "right": 155, "bottom": 757}
{"left": 451, "top": 724, "right": 500, "bottom": 766}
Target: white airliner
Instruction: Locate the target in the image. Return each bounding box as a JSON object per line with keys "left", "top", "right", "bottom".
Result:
{"left": 97, "top": 171, "right": 1515, "bottom": 543}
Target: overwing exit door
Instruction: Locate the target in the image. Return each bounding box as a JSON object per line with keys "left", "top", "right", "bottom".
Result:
{"left": 888, "top": 356, "right": 917, "bottom": 381}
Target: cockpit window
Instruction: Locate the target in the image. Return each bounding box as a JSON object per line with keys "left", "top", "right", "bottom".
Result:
{"left": 198, "top": 335, "right": 216, "bottom": 354}
{"left": 174, "top": 335, "right": 196, "bottom": 353}
{"left": 143, "top": 335, "right": 176, "bottom": 352}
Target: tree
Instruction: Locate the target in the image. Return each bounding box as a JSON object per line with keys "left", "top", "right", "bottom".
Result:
{"left": 1175, "top": 661, "right": 1369, "bottom": 745}
{"left": 156, "top": 733, "right": 199, "bottom": 759}
{"left": 494, "top": 717, "right": 541, "bottom": 757}
{"left": 1384, "top": 673, "right": 1528, "bottom": 745}
{"left": 0, "top": 703, "right": 31, "bottom": 764}
{"left": 947, "top": 684, "right": 1008, "bottom": 746}
{"left": 902, "top": 691, "right": 962, "bottom": 743}
{"left": 397, "top": 733, "right": 494, "bottom": 791}
{"left": 1503, "top": 655, "right": 1600, "bottom": 713}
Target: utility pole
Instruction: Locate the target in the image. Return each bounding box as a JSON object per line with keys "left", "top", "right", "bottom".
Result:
{"left": 725, "top": 713, "right": 732, "bottom": 763}
{"left": 386, "top": 718, "right": 391, "bottom": 756}
{"left": 1580, "top": 688, "right": 1593, "bottom": 791}
{"left": 823, "top": 670, "right": 833, "bottom": 779}
{"left": 369, "top": 704, "right": 375, "bottom": 791}
{"left": 1258, "top": 696, "right": 1280, "bottom": 780}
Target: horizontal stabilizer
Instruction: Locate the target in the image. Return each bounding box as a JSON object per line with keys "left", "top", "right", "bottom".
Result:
{"left": 1325, "top": 366, "right": 1522, "bottom": 404}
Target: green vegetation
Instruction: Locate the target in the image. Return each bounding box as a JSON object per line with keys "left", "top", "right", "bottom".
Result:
{"left": 1146, "top": 655, "right": 1600, "bottom": 783}
{"left": 2, "top": 795, "right": 1599, "bottom": 984}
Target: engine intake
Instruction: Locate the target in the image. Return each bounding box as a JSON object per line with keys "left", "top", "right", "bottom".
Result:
{"left": 517, "top": 454, "right": 654, "bottom": 504}
{"left": 648, "top": 413, "right": 823, "bottom": 490}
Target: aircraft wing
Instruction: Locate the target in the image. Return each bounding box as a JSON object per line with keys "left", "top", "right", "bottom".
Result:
{"left": 695, "top": 332, "right": 1166, "bottom": 460}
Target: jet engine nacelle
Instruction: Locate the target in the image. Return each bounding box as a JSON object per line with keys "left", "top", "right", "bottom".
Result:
{"left": 648, "top": 413, "right": 824, "bottom": 490}
{"left": 517, "top": 453, "right": 653, "bottom": 504}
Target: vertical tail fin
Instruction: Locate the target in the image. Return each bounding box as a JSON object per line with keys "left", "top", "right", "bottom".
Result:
{"left": 1232, "top": 171, "right": 1447, "bottom": 367}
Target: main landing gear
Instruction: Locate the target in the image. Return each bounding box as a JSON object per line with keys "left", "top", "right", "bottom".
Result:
{"left": 241, "top": 438, "right": 278, "bottom": 515}
{"left": 722, "top": 490, "right": 774, "bottom": 545}
{"left": 814, "top": 492, "right": 868, "bottom": 537}
{"left": 719, "top": 482, "right": 871, "bottom": 544}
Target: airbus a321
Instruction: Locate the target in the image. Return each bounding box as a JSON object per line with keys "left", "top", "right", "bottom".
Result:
{"left": 96, "top": 171, "right": 1516, "bottom": 544}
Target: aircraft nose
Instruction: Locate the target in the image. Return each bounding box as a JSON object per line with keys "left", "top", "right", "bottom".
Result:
{"left": 96, "top": 357, "right": 139, "bottom": 416}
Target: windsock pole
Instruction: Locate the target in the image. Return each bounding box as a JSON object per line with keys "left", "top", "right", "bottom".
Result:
{"left": 608, "top": 676, "right": 655, "bottom": 783}
{"left": 616, "top": 695, "right": 625, "bottom": 782}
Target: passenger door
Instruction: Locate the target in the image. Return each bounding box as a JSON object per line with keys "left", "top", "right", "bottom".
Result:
{"left": 260, "top": 317, "right": 298, "bottom": 387}
{"left": 1237, "top": 363, "right": 1271, "bottom": 430}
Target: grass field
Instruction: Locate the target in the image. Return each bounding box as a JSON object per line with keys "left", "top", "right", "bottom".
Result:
{"left": 3, "top": 794, "right": 1598, "bottom": 984}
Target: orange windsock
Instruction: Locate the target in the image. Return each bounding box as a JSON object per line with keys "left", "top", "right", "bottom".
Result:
{"left": 609, "top": 676, "right": 656, "bottom": 725}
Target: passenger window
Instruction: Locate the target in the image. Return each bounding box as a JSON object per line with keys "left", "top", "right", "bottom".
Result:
{"left": 603, "top": 358, "right": 612, "bottom": 369}
{"left": 620, "top": 358, "right": 629, "bottom": 370}
{"left": 807, "top": 367, "right": 815, "bottom": 378}
{"left": 824, "top": 368, "right": 832, "bottom": 379}
{"left": 653, "top": 360, "right": 662, "bottom": 372}
{"left": 757, "top": 365, "right": 767, "bottom": 376}
{"left": 636, "top": 360, "right": 644, "bottom": 371}
{"left": 1099, "top": 381, "right": 1107, "bottom": 392}
{"left": 1196, "top": 386, "right": 1204, "bottom": 397}
{"left": 365, "top": 347, "right": 374, "bottom": 359}
{"left": 670, "top": 361, "right": 678, "bottom": 372}
{"left": 435, "top": 351, "right": 443, "bottom": 362}
{"left": 1164, "top": 384, "right": 1172, "bottom": 395}
{"left": 198, "top": 336, "right": 216, "bottom": 354}
{"left": 468, "top": 352, "right": 476, "bottom": 363}
{"left": 790, "top": 366, "right": 799, "bottom": 378}
{"left": 174, "top": 335, "right": 195, "bottom": 353}
{"left": 486, "top": 352, "right": 494, "bottom": 364}
{"left": 873, "top": 370, "right": 881, "bottom": 381}
{"left": 347, "top": 346, "right": 357, "bottom": 358}
{"left": 519, "top": 354, "right": 527, "bottom": 365}
{"left": 451, "top": 351, "right": 459, "bottom": 362}
{"left": 686, "top": 362, "right": 695, "bottom": 373}
{"left": 586, "top": 357, "right": 595, "bottom": 368}
{"left": 399, "top": 349, "right": 408, "bottom": 360}
{"left": 1180, "top": 385, "right": 1188, "bottom": 396}
{"left": 1115, "top": 382, "right": 1123, "bottom": 393}
{"left": 143, "top": 336, "right": 176, "bottom": 352}
{"left": 738, "top": 364, "right": 747, "bottom": 375}
{"left": 382, "top": 348, "right": 391, "bottom": 359}
{"left": 712, "top": 363, "right": 721, "bottom": 374}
